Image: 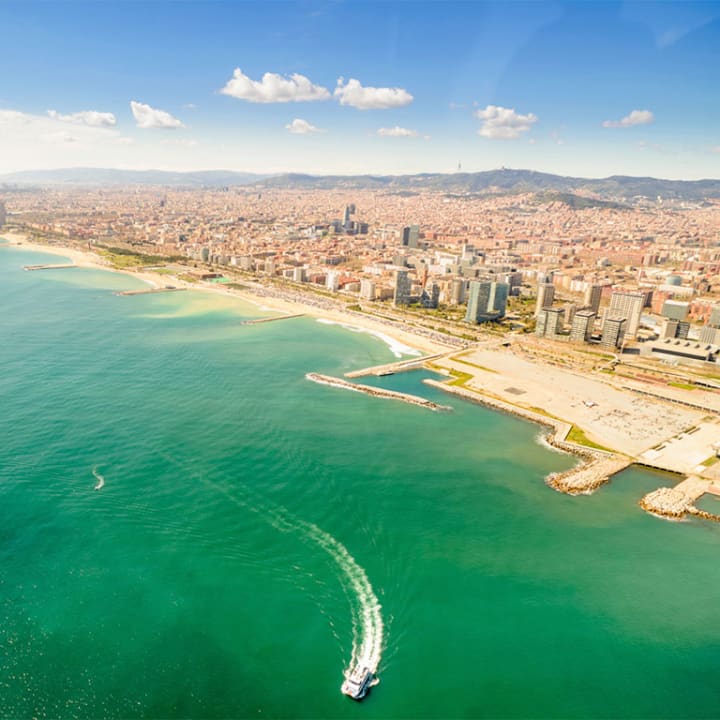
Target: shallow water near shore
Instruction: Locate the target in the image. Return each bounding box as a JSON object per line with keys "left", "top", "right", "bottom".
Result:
{"left": 2, "top": 243, "right": 720, "bottom": 719}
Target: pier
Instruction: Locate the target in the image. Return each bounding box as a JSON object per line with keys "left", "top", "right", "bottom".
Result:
{"left": 241, "top": 313, "right": 305, "bottom": 325}
{"left": 344, "top": 352, "right": 448, "bottom": 378}
{"left": 115, "top": 287, "right": 186, "bottom": 296}
{"left": 23, "top": 263, "right": 77, "bottom": 271}
{"left": 307, "top": 373, "right": 451, "bottom": 411}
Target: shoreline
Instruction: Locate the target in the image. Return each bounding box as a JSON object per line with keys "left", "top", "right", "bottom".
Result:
{"left": 424, "top": 378, "right": 632, "bottom": 494}
{"left": 0, "top": 231, "right": 449, "bottom": 357}
{"left": 5, "top": 231, "right": 717, "bottom": 519}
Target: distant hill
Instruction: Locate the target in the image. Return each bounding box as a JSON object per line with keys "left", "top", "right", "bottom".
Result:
{"left": 0, "top": 168, "right": 268, "bottom": 187}
{"left": 1, "top": 167, "right": 719, "bottom": 201}
{"left": 258, "top": 169, "right": 720, "bottom": 201}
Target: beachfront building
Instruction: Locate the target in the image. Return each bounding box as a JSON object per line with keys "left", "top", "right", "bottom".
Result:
{"left": 535, "top": 282, "right": 555, "bottom": 317}
{"left": 360, "top": 279, "right": 376, "bottom": 301}
{"left": 393, "top": 269, "right": 412, "bottom": 306}
{"left": 569, "top": 309, "right": 596, "bottom": 343}
{"left": 583, "top": 284, "right": 602, "bottom": 315}
{"left": 536, "top": 307, "right": 565, "bottom": 339}
{"left": 465, "top": 280, "right": 509, "bottom": 323}
{"left": 608, "top": 291, "right": 644, "bottom": 337}
{"left": 601, "top": 317, "right": 627, "bottom": 349}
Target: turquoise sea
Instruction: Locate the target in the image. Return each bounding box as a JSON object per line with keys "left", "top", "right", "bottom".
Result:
{"left": 2, "top": 241, "right": 720, "bottom": 719}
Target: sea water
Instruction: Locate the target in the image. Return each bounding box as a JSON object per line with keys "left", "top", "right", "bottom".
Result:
{"left": 2, "top": 242, "right": 720, "bottom": 718}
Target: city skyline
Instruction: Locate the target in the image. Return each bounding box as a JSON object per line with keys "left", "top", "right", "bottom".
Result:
{"left": 1, "top": 1, "right": 719, "bottom": 178}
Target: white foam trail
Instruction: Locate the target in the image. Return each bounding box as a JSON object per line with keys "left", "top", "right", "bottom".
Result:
{"left": 293, "top": 518, "right": 383, "bottom": 678}
{"left": 316, "top": 318, "right": 420, "bottom": 359}
{"left": 92, "top": 466, "right": 105, "bottom": 490}
{"left": 205, "top": 478, "right": 384, "bottom": 681}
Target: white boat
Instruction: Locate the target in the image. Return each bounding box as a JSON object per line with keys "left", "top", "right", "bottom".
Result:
{"left": 341, "top": 666, "right": 377, "bottom": 701}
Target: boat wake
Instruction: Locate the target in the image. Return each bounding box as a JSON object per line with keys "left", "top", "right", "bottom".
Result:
{"left": 92, "top": 466, "right": 105, "bottom": 490}
{"left": 261, "top": 506, "right": 383, "bottom": 689}
{"left": 205, "top": 478, "right": 384, "bottom": 694}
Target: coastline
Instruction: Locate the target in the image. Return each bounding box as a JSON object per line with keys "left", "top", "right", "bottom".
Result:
{"left": 0, "top": 231, "right": 449, "bottom": 356}
{"left": 5, "top": 230, "right": 718, "bottom": 517}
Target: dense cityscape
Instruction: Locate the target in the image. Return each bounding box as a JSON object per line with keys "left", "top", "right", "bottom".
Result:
{"left": 4, "top": 182, "right": 720, "bottom": 361}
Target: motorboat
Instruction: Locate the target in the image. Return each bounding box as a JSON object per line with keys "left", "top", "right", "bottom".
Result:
{"left": 341, "top": 666, "right": 376, "bottom": 701}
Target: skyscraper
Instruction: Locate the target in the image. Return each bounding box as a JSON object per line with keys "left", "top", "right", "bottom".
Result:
{"left": 465, "top": 281, "right": 508, "bottom": 323}
{"left": 393, "top": 270, "right": 412, "bottom": 306}
{"left": 535, "top": 282, "right": 555, "bottom": 317}
{"left": 536, "top": 307, "right": 565, "bottom": 338}
{"left": 569, "top": 310, "right": 596, "bottom": 343}
{"left": 601, "top": 317, "right": 626, "bottom": 349}
{"left": 401, "top": 225, "right": 419, "bottom": 249}
{"left": 583, "top": 284, "right": 602, "bottom": 314}
{"left": 608, "top": 291, "right": 644, "bottom": 337}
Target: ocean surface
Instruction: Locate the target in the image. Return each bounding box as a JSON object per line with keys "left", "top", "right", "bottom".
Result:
{"left": 2, "top": 241, "right": 720, "bottom": 719}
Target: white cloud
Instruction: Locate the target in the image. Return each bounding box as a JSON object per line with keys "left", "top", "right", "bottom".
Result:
{"left": 376, "top": 126, "right": 419, "bottom": 137}
{"left": 474, "top": 105, "right": 538, "bottom": 139}
{"left": 602, "top": 110, "right": 654, "bottom": 128}
{"left": 334, "top": 78, "right": 413, "bottom": 110}
{"left": 709, "top": 146, "right": 720, "bottom": 154}
{"left": 0, "top": 107, "right": 135, "bottom": 169}
{"left": 130, "top": 101, "right": 185, "bottom": 129}
{"left": 285, "top": 118, "right": 324, "bottom": 134}
{"left": 47, "top": 109, "right": 116, "bottom": 128}
{"left": 220, "top": 68, "right": 330, "bottom": 103}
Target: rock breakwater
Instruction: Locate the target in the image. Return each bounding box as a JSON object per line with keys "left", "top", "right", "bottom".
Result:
{"left": 423, "top": 378, "right": 630, "bottom": 494}
{"left": 307, "top": 373, "right": 452, "bottom": 412}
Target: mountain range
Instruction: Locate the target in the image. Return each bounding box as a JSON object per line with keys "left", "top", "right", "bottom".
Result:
{"left": 2, "top": 167, "right": 719, "bottom": 201}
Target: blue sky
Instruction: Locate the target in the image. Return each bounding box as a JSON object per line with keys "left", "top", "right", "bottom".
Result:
{"left": 0, "top": 0, "right": 719, "bottom": 178}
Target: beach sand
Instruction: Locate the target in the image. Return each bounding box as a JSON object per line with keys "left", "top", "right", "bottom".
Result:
{"left": 0, "top": 232, "right": 449, "bottom": 356}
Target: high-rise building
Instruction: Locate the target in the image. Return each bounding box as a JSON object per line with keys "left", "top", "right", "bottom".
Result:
{"left": 401, "top": 225, "right": 419, "bottom": 249}
{"left": 536, "top": 307, "right": 565, "bottom": 338}
{"left": 535, "top": 282, "right": 555, "bottom": 316}
{"left": 601, "top": 317, "right": 627, "bottom": 349}
{"left": 326, "top": 270, "right": 340, "bottom": 292}
{"left": 465, "top": 281, "right": 508, "bottom": 323}
{"left": 488, "top": 282, "right": 509, "bottom": 317}
{"left": 450, "top": 278, "right": 466, "bottom": 305}
{"left": 465, "top": 281, "right": 492, "bottom": 323}
{"left": 569, "top": 310, "right": 596, "bottom": 343}
{"left": 608, "top": 291, "right": 644, "bottom": 337}
{"left": 393, "top": 270, "right": 412, "bottom": 306}
{"left": 421, "top": 282, "right": 440, "bottom": 308}
{"left": 583, "top": 284, "right": 602, "bottom": 314}
{"left": 0, "top": 201, "right": 6, "bottom": 229}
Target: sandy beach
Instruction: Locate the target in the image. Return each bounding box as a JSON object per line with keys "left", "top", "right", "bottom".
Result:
{"left": 0, "top": 231, "right": 451, "bottom": 356}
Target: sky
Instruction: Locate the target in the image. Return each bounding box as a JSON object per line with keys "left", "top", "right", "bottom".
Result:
{"left": 0, "top": 0, "right": 719, "bottom": 179}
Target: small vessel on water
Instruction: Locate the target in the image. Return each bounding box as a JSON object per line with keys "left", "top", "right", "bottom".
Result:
{"left": 341, "top": 666, "right": 377, "bottom": 701}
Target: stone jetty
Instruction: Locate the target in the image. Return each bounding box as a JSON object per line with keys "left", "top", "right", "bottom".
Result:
{"left": 241, "top": 313, "right": 304, "bottom": 325}
{"left": 424, "top": 378, "right": 631, "bottom": 494}
{"left": 306, "top": 373, "right": 452, "bottom": 412}
{"left": 115, "top": 287, "right": 186, "bottom": 296}
{"left": 639, "top": 475, "right": 720, "bottom": 521}
{"left": 23, "top": 263, "right": 77, "bottom": 271}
